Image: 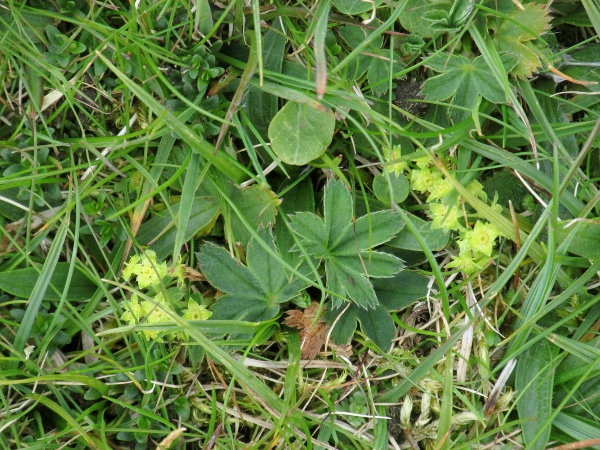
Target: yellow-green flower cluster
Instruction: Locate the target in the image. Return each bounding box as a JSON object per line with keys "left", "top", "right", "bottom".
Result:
{"left": 121, "top": 292, "right": 170, "bottom": 340}
{"left": 121, "top": 293, "right": 211, "bottom": 341}
{"left": 120, "top": 250, "right": 211, "bottom": 341}
{"left": 405, "top": 154, "right": 487, "bottom": 234}
{"left": 392, "top": 150, "right": 502, "bottom": 275}
{"left": 122, "top": 250, "right": 169, "bottom": 290}
{"left": 446, "top": 220, "right": 501, "bottom": 274}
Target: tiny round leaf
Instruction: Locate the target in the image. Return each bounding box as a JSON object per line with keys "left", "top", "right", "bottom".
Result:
{"left": 373, "top": 171, "right": 410, "bottom": 205}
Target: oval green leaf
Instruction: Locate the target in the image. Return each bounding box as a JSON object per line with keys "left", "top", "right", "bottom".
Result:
{"left": 268, "top": 101, "right": 335, "bottom": 165}
{"left": 373, "top": 171, "right": 410, "bottom": 205}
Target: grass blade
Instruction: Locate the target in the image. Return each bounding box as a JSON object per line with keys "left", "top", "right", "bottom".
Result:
{"left": 11, "top": 222, "right": 68, "bottom": 363}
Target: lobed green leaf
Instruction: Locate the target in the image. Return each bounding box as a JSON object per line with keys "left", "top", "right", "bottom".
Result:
{"left": 333, "top": 252, "right": 403, "bottom": 278}
{"left": 323, "top": 179, "right": 354, "bottom": 250}
{"left": 210, "top": 295, "right": 280, "bottom": 322}
{"left": 197, "top": 242, "right": 263, "bottom": 298}
{"left": 335, "top": 210, "right": 404, "bottom": 253}
{"left": 287, "top": 212, "right": 329, "bottom": 255}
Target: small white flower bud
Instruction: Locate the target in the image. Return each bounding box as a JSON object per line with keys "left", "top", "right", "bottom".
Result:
{"left": 400, "top": 395, "right": 413, "bottom": 429}
{"left": 450, "top": 411, "right": 479, "bottom": 426}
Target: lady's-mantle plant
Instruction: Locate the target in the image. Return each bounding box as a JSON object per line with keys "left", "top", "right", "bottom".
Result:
{"left": 120, "top": 250, "right": 211, "bottom": 341}
{"left": 384, "top": 150, "right": 503, "bottom": 275}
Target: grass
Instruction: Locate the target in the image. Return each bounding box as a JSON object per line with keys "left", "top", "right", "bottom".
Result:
{"left": 1, "top": 0, "right": 600, "bottom": 449}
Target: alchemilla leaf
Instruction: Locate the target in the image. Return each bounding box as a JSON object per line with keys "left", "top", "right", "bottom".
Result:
{"left": 398, "top": 0, "right": 454, "bottom": 38}
{"left": 288, "top": 179, "right": 403, "bottom": 309}
{"left": 197, "top": 230, "right": 310, "bottom": 322}
{"left": 489, "top": 3, "right": 552, "bottom": 78}
{"left": 335, "top": 210, "right": 405, "bottom": 254}
{"left": 323, "top": 179, "right": 354, "bottom": 251}
{"left": 197, "top": 242, "right": 263, "bottom": 298}
{"left": 422, "top": 53, "right": 509, "bottom": 120}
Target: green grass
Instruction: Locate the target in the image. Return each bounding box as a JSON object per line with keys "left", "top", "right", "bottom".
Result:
{"left": 1, "top": 0, "right": 600, "bottom": 449}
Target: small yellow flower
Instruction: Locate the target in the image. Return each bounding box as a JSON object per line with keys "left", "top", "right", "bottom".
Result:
{"left": 427, "top": 177, "right": 453, "bottom": 202}
{"left": 137, "top": 268, "right": 160, "bottom": 289}
{"left": 430, "top": 202, "right": 461, "bottom": 231}
{"left": 122, "top": 250, "right": 169, "bottom": 289}
{"left": 464, "top": 221, "right": 501, "bottom": 256}
{"left": 446, "top": 253, "right": 488, "bottom": 275}
{"left": 121, "top": 294, "right": 147, "bottom": 325}
{"left": 414, "top": 154, "right": 432, "bottom": 168}
{"left": 411, "top": 168, "right": 441, "bottom": 193}
{"left": 138, "top": 250, "right": 169, "bottom": 288}
{"left": 141, "top": 293, "right": 172, "bottom": 340}
{"left": 121, "top": 293, "right": 175, "bottom": 340}
{"left": 467, "top": 180, "right": 487, "bottom": 201}
{"left": 122, "top": 255, "right": 140, "bottom": 281}
{"left": 183, "top": 299, "right": 212, "bottom": 321}
{"left": 384, "top": 146, "right": 409, "bottom": 175}
{"left": 174, "top": 299, "right": 212, "bottom": 340}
